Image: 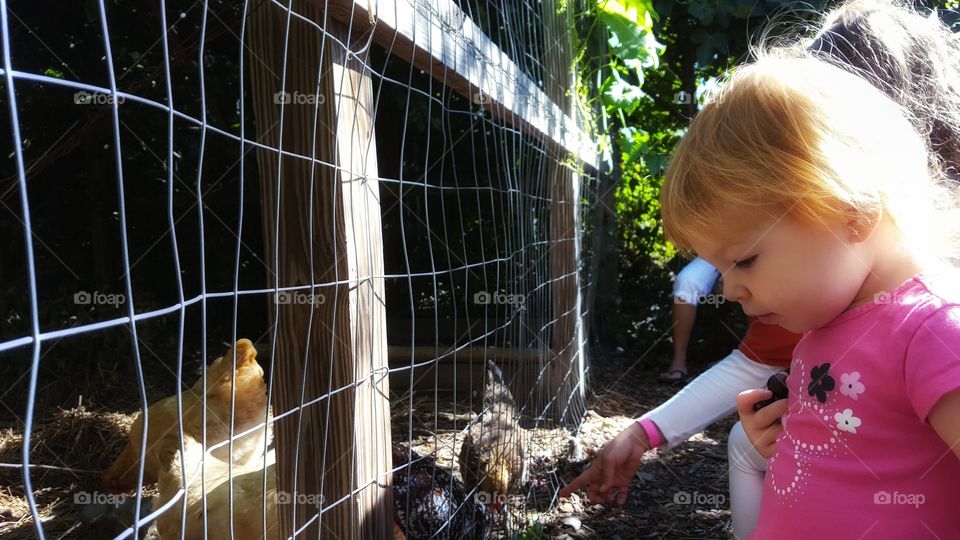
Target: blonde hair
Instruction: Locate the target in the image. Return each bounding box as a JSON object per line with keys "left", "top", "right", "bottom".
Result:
{"left": 660, "top": 51, "right": 960, "bottom": 264}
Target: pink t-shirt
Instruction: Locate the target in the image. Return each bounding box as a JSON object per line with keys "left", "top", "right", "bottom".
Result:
{"left": 750, "top": 270, "right": 960, "bottom": 539}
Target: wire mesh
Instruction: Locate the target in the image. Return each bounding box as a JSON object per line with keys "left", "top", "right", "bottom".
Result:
{"left": 0, "top": 0, "right": 598, "bottom": 538}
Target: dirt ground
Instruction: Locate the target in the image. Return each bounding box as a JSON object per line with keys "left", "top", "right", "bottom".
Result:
{"left": 0, "top": 346, "right": 737, "bottom": 539}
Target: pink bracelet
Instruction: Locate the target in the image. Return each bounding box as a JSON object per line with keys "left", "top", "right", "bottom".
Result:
{"left": 637, "top": 418, "right": 664, "bottom": 449}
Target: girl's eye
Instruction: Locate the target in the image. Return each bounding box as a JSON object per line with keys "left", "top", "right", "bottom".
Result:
{"left": 735, "top": 255, "right": 757, "bottom": 269}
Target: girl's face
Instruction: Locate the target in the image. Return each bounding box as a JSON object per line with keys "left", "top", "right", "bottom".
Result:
{"left": 690, "top": 210, "right": 873, "bottom": 333}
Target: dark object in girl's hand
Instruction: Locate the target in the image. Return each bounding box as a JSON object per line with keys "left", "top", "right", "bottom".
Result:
{"left": 753, "top": 371, "right": 789, "bottom": 411}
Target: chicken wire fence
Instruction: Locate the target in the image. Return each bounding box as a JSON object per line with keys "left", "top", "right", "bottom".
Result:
{"left": 0, "top": 0, "right": 600, "bottom": 538}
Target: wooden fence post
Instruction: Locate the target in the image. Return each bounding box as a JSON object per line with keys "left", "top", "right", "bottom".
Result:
{"left": 327, "top": 15, "right": 393, "bottom": 540}
{"left": 543, "top": 0, "right": 588, "bottom": 424}
{"left": 248, "top": 2, "right": 390, "bottom": 538}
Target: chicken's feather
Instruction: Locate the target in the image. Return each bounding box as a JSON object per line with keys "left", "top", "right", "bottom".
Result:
{"left": 457, "top": 360, "right": 526, "bottom": 511}
{"left": 393, "top": 443, "right": 489, "bottom": 539}
{"left": 153, "top": 434, "right": 278, "bottom": 540}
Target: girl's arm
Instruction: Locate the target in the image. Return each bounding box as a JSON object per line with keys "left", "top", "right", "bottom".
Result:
{"left": 929, "top": 387, "right": 960, "bottom": 461}
{"left": 904, "top": 305, "right": 960, "bottom": 461}
{"left": 560, "top": 350, "right": 782, "bottom": 503}
{"left": 641, "top": 349, "right": 783, "bottom": 448}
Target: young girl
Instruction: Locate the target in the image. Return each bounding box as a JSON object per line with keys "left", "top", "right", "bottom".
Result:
{"left": 659, "top": 23, "right": 960, "bottom": 540}
{"left": 727, "top": 1, "right": 960, "bottom": 537}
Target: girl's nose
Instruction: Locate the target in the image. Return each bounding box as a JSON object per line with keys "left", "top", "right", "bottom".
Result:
{"left": 722, "top": 277, "right": 746, "bottom": 303}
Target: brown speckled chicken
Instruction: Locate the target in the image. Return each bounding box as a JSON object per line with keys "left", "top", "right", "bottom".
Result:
{"left": 457, "top": 360, "right": 526, "bottom": 512}
{"left": 392, "top": 443, "right": 489, "bottom": 539}
{"left": 102, "top": 339, "right": 272, "bottom": 492}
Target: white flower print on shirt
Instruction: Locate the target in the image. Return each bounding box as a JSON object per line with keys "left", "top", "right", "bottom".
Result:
{"left": 835, "top": 408, "right": 861, "bottom": 434}
{"left": 839, "top": 372, "right": 865, "bottom": 400}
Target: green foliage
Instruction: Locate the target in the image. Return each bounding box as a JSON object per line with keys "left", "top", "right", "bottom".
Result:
{"left": 597, "top": 0, "right": 662, "bottom": 74}
{"left": 584, "top": 0, "right": 674, "bottom": 270}
{"left": 614, "top": 127, "right": 676, "bottom": 266}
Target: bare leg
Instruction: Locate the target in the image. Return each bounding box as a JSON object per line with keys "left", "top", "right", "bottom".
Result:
{"left": 662, "top": 300, "right": 696, "bottom": 377}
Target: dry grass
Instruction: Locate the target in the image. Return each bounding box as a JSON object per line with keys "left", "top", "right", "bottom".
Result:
{"left": 0, "top": 405, "right": 152, "bottom": 539}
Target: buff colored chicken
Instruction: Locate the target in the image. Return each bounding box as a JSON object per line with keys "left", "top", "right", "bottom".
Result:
{"left": 102, "top": 339, "right": 272, "bottom": 492}
{"left": 457, "top": 360, "right": 526, "bottom": 513}
{"left": 152, "top": 433, "right": 279, "bottom": 540}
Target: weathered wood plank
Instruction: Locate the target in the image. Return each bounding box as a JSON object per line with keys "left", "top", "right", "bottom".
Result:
{"left": 543, "top": 1, "right": 587, "bottom": 425}
{"left": 328, "top": 17, "right": 393, "bottom": 540}
{"left": 249, "top": 3, "right": 390, "bottom": 538}
{"left": 321, "top": 0, "right": 598, "bottom": 169}
{"left": 387, "top": 345, "right": 551, "bottom": 397}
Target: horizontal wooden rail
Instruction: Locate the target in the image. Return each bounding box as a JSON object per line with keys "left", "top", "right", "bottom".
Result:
{"left": 388, "top": 345, "right": 554, "bottom": 393}
{"left": 323, "top": 0, "right": 598, "bottom": 169}
{"left": 388, "top": 345, "right": 551, "bottom": 363}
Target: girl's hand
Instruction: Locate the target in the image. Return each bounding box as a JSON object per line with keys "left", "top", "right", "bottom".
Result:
{"left": 559, "top": 421, "right": 650, "bottom": 505}
{"left": 736, "top": 388, "right": 788, "bottom": 459}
